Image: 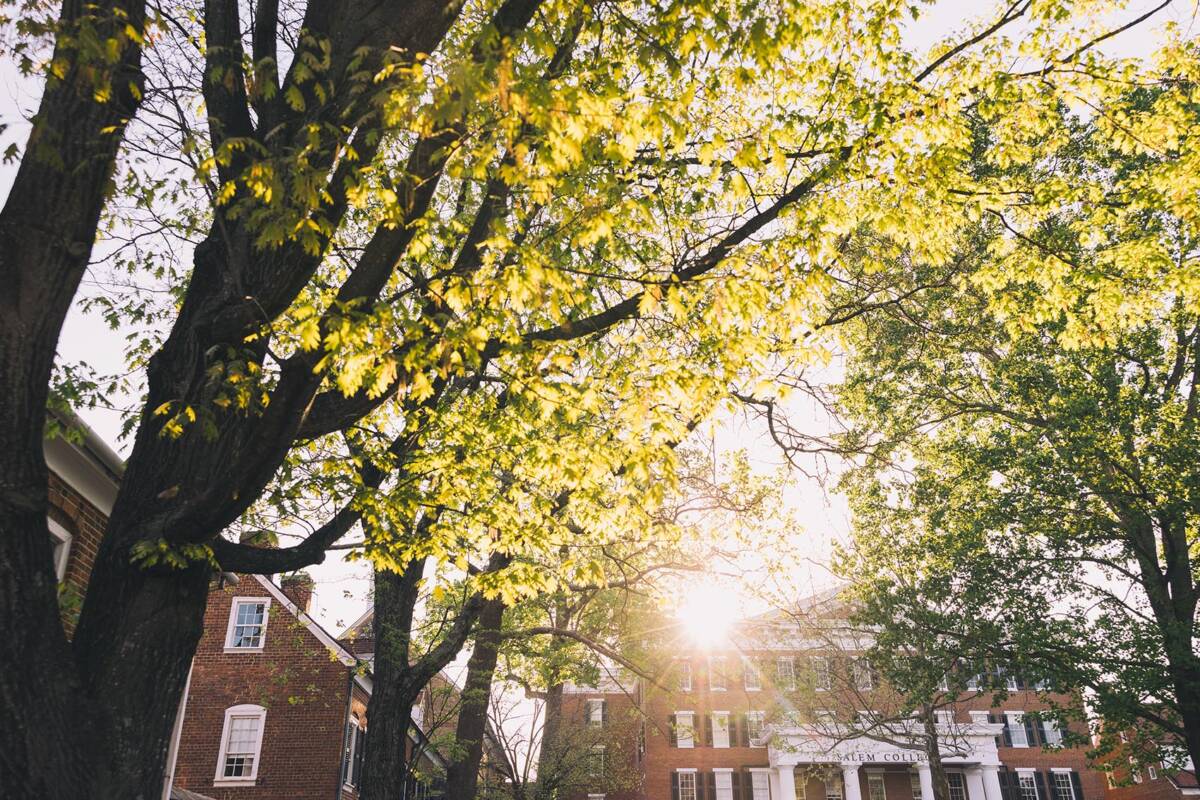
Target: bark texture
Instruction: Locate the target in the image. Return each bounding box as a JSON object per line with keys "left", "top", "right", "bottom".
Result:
{"left": 443, "top": 597, "right": 506, "bottom": 800}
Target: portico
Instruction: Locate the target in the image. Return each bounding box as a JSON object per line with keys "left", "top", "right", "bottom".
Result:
{"left": 766, "top": 719, "right": 1006, "bottom": 800}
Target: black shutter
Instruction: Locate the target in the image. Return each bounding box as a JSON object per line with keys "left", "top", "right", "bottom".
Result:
{"left": 342, "top": 722, "right": 353, "bottom": 784}
{"left": 1025, "top": 717, "right": 1040, "bottom": 747}
{"left": 352, "top": 727, "right": 366, "bottom": 787}
{"left": 732, "top": 771, "right": 742, "bottom": 800}
{"left": 1033, "top": 771, "right": 1048, "bottom": 800}
{"left": 669, "top": 714, "right": 678, "bottom": 747}
{"left": 697, "top": 771, "right": 707, "bottom": 800}
{"left": 1069, "top": 772, "right": 1084, "bottom": 800}
{"left": 707, "top": 771, "right": 717, "bottom": 800}
{"left": 672, "top": 772, "right": 681, "bottom": 800}
{"left": 704, "top": 713, "right": 713, "bottom": 747}
{"left": 602, "top": 699, "right": 608, "bottom": 727}
{"left": 1002, "top": 717, "right": 1013, "bottom": 747}
{"left": 997, "top": 770, "right": 1009, "bottom": 800}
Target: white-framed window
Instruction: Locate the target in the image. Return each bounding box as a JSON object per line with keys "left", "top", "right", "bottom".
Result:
{"left": 1016, "top": 771, "right": 1039, "bottom": 800}
{"left": 935, "top": 710, "right": 954, "bottom": 726}
{"left": 587, "top": 698, "right": 605, "bottom": 727}
{"left": 813, "top": 656, "right": 832, "bottom": 691}
{"left": 948, "top": 773, "right": 969, "bottom": 800}
{"left": 712, "top": 711, "right": 731, "bottom": 748}
{"left": 710, "top": 656, "right": 727, "bottom": 691}
{"left": 1050, "top": 770, "right": 1075, "bottom": 800}
{"left": 867, "top": 773, "right": 887, "bottom": 800}
{"left": 678, "top": 770, "right": 698, "bottom": 800}
{"left": 778, "top": 656, "right": 797, "bottom": 690}
{"left": 589, "top": 744, "right": 605, "bottom": 777}
{"left": 1130, "top": 757, "right": 1142, "bottom": 784}
{"left": 750, "top": 770, "right": 771, "bottom": 800}
{"left": 1006, "top": 672, "right": 1020, "bottom": 691}
{"left": 342, "top": 715, "right": 366, "bottom": 788}
{"left": 795, "top": 772, "right": 807, "bottom": 800}
{"left": 715, "top": 769, "right": 735, "bottom": 800}
{"left": 744, "top": 657, "right": 762, "bottom": 691}
{"left": 214, "top": 704, "right": 266, "bottom": 785}
{"left": 1148, "top": 764, "right": 1159, "bottom": 780}
{"left": 678, "top": 660, "right": 693, "bottom": 692}
{"left": 1006, "top": 712, "right": 1029, "bottom": 747}
{"left": 676, "top": 711, "right": 695, "bottom": 748}
{"left": 853, "top": 659, "right": 875, "bottom": 691}
{"left": 746, "top": 710, "right": 766, "bottom": 744}
{"left": 937, "top": 673, "right": 950, "bottom": 692}
{"left": 1042, "top": 719, "right": 1062, "bottom": 747}
{"left": 910, "top": 771, "right": 924, "bottom": 800}
{"left": 824, "top": 774, "right": 843, "bottom": 800}
{"left": 47, "top": 518, "right": 72, "bottom": 581}
{"left": 225, "top": 597, "right": 269, "bottom": 651}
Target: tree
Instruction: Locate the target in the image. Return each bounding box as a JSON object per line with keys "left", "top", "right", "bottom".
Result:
{"left": 828, "top": 141, "right": 1200, "bottom": 772}
{"left": 1, "top": 1, "right": 1182, "bottom": 796}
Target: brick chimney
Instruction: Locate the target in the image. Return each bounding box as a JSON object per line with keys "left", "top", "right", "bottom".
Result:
{"left": 280, "top": 572, "right": 315, "bottom": 614}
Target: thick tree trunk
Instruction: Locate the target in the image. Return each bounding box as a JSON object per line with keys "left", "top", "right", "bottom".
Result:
{"left": 534, "top": 682, "right": 566, "bottom": 800}
{"left": 922, "top": 709, "right": 951, "bottom": 800}
{"left": 443, "top": 597, "right": 506, "bottom": 800}
{"left": 0, "top": 3, "right": 146, "bottom": 798}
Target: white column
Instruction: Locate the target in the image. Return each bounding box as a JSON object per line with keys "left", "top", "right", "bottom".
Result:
{"left": 917, "top": 764, "right": 935, "bottom": 800}
{"left": 843, "top": 766, "right": 863, "bottom": 800}
{"left": 777, "top": 767, "right": 797, "bottom": 800}
{"left": 965, "top": 768, "right": 987, "bottom": 800}
{"left": 981, "top": 766, "right": 1003, "bottom": 800}
{"left": 770, "top": 769, "right": 782, "bottom": 800}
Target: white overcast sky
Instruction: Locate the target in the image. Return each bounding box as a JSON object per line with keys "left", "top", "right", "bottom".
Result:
{"left": 1, "top": 1, "right": 1190, "bottom": 632}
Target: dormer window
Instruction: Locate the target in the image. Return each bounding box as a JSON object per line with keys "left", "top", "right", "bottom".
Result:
{"left": 225, "top": 598, "right": 269, "bottom": 651}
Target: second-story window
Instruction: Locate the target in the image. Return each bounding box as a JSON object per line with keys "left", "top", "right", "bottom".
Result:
{"left": 712, "top": 711, "right": 731, "bottom": 748}
{"left": 853, "top": 659, "right": 875, "bottom": 691}
{"left": 587, "top": 699, "right": 605, "bottom": 727}
{"left": 746, "top": 710, "right": 765, "bottom": 744}
{"left": 777, "top": 656, "right": 797, "bottom": 690}
{"left": 743, "top": 657, "right": 762, "bottom": 691}
{"left": 1006, "top": 712, "right": 1029, "bottom": 748}
{"left": 676, "top": 711, "right": 695, "bottom": 748}
{"left": 678, "top": 660, "right": 693, "bottom": 692}
{"left": 225, "top": 598, "right": 269, "bottom": 651}
{"left": 813, "top": 657, "right": 831, "bottom": 691}
{"left": 710, "top": 657, "right": 727, "bottom": 691}
{"left": 1042, "top": 719, "right": 1062, "bottom": 747}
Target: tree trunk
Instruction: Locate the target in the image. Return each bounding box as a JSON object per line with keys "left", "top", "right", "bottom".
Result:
{"left": 534, "top": 682, "right": 566, "bottom": 800}
{"left": 443, "top": 597, "right": 506, "bottom": 800}
{"left": 922, "top": 708, "right": 951, "bottom": 800}
{"left": 0, "top": 2, "right": 146, "bottom": 797}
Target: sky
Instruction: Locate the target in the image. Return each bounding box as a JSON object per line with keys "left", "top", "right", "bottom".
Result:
{"left": 1, "top": 0, "right": 1191, "bottom": 636}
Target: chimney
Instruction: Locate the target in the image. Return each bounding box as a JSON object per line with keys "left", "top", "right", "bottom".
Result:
{"left": 280, "top": 572, "right": 315, "bottom": 614}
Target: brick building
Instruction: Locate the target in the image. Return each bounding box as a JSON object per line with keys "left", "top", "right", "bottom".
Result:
{"left": 562, "top": 598, "right": 1112, "bottom": 800}
{"left": 41, "top": 414, "right": 446, "bottom": 800}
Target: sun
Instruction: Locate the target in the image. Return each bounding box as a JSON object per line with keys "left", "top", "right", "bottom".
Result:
{"left": 676, "top": 585, "right": 738, "bottom": 649}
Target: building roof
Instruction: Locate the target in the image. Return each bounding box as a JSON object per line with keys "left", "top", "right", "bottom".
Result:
{"left": 170, "top": 787, "right": 219, "bottom": 800}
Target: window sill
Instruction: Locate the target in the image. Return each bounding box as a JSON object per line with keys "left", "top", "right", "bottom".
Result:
{"left": 214, "top": 779, "right": 258, "bottom": 787}
{"left": 224, "top": 646, "right": 266, "bottom": 654}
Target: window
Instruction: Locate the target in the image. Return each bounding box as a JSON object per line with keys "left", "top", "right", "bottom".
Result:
{"left": 910, "top": 772, "right": 924, "bottom": 800}
{"left": 342, "top": 717, "right": 366, "bottom": 788}
{"left": 710, "top": 656, "right": 727, "bottom": 691}
{"left": 225, "top": 598, "right": 269, "bottom": 651}
{"left": 795, "top": 772, "right": 807, "bottom": 800}
{"left": 587, "top": 699, "right": 605, "bottom": 727}
{"left": 813, "top": 657, "right": 832, "bottom": 691}
{"left": 1130, "top": 757, "right": 1142, "bottom": 784}
{"left": 947, "top": 773, "right": 967, "bottom": 800}
{"left": 824, "top": 775, "right": 843, "bottom": 800}
{"left": 1051, "top": 772, "right": 1075, "bottom": 800}
{"left": 746, "top": 711, "right": 766, "bottom": 744}
{"left": 743, "top": 657, "right": 762, "bottom": 691}
{"left": 48, "top": 518, "right": 72, "bottom": 581}
{"left": 854, "top": 660, "right": 875, "bottom": 691}
{"left": 1042, "top": 719, "right": 1062, "bottom": 747}
{"left": 751, "top": 770, "right": 771, "bottom": 800}
{"left": 1148, "top": 764, "right": 1159, "bottom": 780}
{"left": 589, "top": 745, "right": 605, "bottom": 777}
{"left": 676, "top": 711, "right": 695, "bottom": 748}
{"left": 715, "top": 770, "right": 735, "bottom": 800}
{"left": 712, "top": 711, "right": 731, "bottom": 748}
{"left": 867, "top": 773, "right": 887, "bottom": 800}
{"left": 1006, "top": 712, "right": 1028, "bottom": 748}
{"left": 934, "top": 710, "right": 954, "bottom": 726}
{"left": 778, "top": 656, "right": 797, "bottom": 690}
{"left": 679, "top": 771, "right": 698, "bottom": 800}
{"left": 678, "top": 660, "right": 693, "bottom": 692}
{"left": 1016, "top": 772, "right": 1039, "bottom": 800}
{"left": 214, "top": 704, "right": 266, "bottom": 784}
{"left": 937, "top": 673, "right": 950, "bottom": 692}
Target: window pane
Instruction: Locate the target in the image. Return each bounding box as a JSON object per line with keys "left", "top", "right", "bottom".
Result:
{"left": 677, "top": 713, "right": 695, "bottom": 748}
{"left": 222, "top": 715, "right": 261, "bottom": 778}
{"left": 868, "top": 775, "right": 886, "bottom": 800}
{"left": 716, "top": 772, "right": 734, "bottom": 800}
{"left": 680, "top": 773, "right": 697, "bottom": 800}
{"left": 948, "top": 773, "right": 967, "bottom": 800}
{"left": 713, "top": 713, "right": 730, "bottom": 748}
{"left": 231, "top": 601, "right": 266, "bottom": 648}
{"left": 910, "top": 773, "right": 923, "bottom": 800}
{"left": 752, "top": 772, "right": 771, "bottom": 800}
{"left": 1017, "top": 774, "right": 1038, "bottom": 800}
{"left": 1052, "top": 773, "right": 1074, "bottom": 800}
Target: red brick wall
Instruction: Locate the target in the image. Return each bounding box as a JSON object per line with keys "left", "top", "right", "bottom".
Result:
{"left": 47, "top": 469, "right": 108, "bottom": 633}
{"left": 561, "top": 690, "right": 644, "bottom": 800}
{"left": 172, "top": 576, "right": 357, "bottom": 800}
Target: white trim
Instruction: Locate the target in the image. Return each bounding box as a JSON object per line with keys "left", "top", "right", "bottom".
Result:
{"left": 213, "top": 704, "right": 267, "bottom": 786}
{"left": 675, "top": 710, "right": 696, "bottom": 748}
{"left": 713, "top": 768, "right": 735, "bottom": 773}
{"left": 47, "top": 517, "right": 72, "bottom": 581}
{"left": 44, "top": 430, "right": 120, "bottom": 515}
{"left": 224, "top": 596, "right": 270, "bottom": 652}
{"left": 252, "top": 576, "right": 367, "bottom": 687}
{"left": 676, "top": 768, "right": 699, "bottom": 773}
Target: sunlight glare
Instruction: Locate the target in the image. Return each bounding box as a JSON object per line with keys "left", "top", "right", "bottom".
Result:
{"left": 676, "top": 586, "right": 737, "bottom": 649}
